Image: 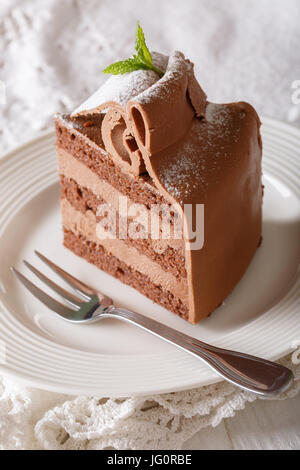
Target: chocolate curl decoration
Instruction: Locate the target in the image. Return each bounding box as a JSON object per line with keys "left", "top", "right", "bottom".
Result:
{"left": 127, "top": 51, "right": 206, "bottom": 157}
{"left": 97, "top": 102, "right": 146, "bottom": 175}
{"left": 74, "top": 52, "right": 207, "bottom": 177}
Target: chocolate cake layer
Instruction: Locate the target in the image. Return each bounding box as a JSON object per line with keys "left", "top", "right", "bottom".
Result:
{"left": 55, "top": 117, "right": 173, "bottom": 209}
{"left": 57, "top": 147, "right": 183, "bottom": 250}
{"left": 60, "top": 175, "right": 187, "bottom": 279}
{"left": 61, "top": 198, "right": 188, "bottom": 301}
{"left": 63, "top": 231, "right": 189, "bottom": 320}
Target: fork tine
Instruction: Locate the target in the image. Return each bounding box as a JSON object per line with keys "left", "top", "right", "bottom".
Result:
{"left": 23, "top": 260, "right": 82, "bottom": 309}
{"left": 11, "top": 267, "right": 76, "bottom": 318}
{"left": 34, "top": 250, "right": 94, "bottom": 299}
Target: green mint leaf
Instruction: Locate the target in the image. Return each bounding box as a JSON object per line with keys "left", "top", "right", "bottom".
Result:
{"left": 103, "top": 22, "right": 164, "bottom": 77}
{"left": 103, "top": 58, "right": 148, "bottom": 75}
{"left": 135, "top": 21, "right": 152, "bottom": 65}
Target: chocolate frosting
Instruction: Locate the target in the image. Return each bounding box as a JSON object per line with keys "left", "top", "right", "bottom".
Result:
{"left": 73, "top": 51, "right": 207, "bottom": 178}
{"left": 67, "top": 50, "right": 262, "bottom": 323}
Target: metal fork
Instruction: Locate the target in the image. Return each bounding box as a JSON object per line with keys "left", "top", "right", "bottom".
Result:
{"left": 11, "top": 251, "right": 293, "bottom": 396}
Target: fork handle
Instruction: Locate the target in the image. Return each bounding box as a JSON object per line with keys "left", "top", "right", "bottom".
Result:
{"left": 105, "top": 307, "right": 293, "bottom": 395}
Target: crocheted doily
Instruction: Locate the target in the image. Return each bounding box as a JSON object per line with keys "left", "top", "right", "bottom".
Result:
{"left": 0, "top": 354, "right": 299, "bottom": 450}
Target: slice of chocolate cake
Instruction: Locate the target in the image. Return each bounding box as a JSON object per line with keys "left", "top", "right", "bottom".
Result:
{"left": 55, "top": 50, "right": 262, "bottom": 324}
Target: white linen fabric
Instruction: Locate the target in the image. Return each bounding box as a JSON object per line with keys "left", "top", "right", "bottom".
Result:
{"left": 0, "top": 0, "right": 299, "bottom": 450}
{"left": 0, "top": 355, "right": 299, "bottom": 450}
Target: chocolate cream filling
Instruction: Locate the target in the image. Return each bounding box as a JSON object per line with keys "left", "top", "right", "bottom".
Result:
{"left": 61, "top": 198, "right": 188, "bottom": 303}
{"left": 63, "top": 228, "right": 189, "bottom": 320}
{"left": 58, "top": 148, "right": 184, "bottom": 254}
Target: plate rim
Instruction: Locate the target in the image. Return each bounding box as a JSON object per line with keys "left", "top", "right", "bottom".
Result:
{"left": 0, "top": 116, "right": 299, "bottom": 397}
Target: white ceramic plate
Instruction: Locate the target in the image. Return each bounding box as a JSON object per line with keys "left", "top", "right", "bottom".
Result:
{"left": 0, "top": 117, "right": 299, "bottom": 397}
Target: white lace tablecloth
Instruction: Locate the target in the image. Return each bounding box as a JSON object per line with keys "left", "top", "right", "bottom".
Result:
{"left": 0, "top": 0, "right": 299, "bottom": 450}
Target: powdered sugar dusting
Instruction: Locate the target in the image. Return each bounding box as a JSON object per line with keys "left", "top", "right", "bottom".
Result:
{"left": 72, "top": 52, "right": 168, "bottom": 114}
{"left": 161, "top": 151, "right": 207, "bottom": 203}
{"left": 159, "top": 103, "right": 246, "bottom": 204}
{"left": 152, "top": 51, "right": 169, "bottom": 73}
{"left": 136, "top": 51, "right": 186, "bottom": 105}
